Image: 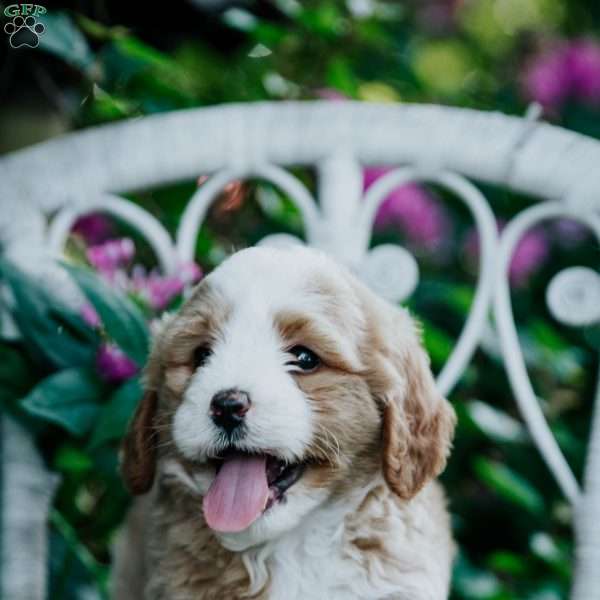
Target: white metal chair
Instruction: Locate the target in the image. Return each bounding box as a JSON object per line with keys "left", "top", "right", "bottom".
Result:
{"left": 1, "top": 101, "right": 599, "bottom": 598}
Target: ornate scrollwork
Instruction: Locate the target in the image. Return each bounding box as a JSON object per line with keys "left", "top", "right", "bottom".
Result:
{"left": 547, "top": 266, "right": 600, "bottom": 327}
{"left": 494, "top": 203, "right": 600, "bottom": 600}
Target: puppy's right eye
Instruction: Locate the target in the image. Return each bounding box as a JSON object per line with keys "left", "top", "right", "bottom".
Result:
{"left": 193, "top": 346, "right": 212, "bottom": 368}
{"left": 286, "top": 345, "right": 320, "bottom": 372}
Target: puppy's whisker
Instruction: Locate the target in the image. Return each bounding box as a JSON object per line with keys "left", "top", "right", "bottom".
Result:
{"left": 310, "top": 436, "right": 338, "bottom": 467}
{"left": 152, "top": 439, "right": 179, "bottom": 451}
{"left": 324, "top": 429, "right": 341, "bottom": 460}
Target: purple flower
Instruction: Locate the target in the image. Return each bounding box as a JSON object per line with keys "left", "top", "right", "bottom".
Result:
{"left": 522, "top": 38, "right": 600, "bottom": 111}
{"left": 72, "top": 213, "right": 114, "bottom": 245}
{"left": 553, "top": 218, "right": 589, "bottom": 248}
{"left": 463, "top": 223, "right": 550, "bottom": 286}
{"left": 129, "top": 261, "right": 203, "bottom": 311}
{"left": 86, "top": 238, "right": 135, "bottom": 277}
{"left": 96, "top": 344, "right": 138, "bottom": 383}
{"left": 364, "top": 168, "right": 451, "bottom": 254}
{"left": 81, "top": 303, "right": 101, "bottom": 328}
{"left": 178, "top": 261, "right": 203, "bottom": 285}
{"left": 567, "top": 39, "right": 600, "bottom": 104}
{"left": 509, "top": 228, "right": 550, "bottom": 286}
{"left": 521, "top": 43, "right": 570, "bottom": 111}
{"left": 143, "top": 275, "right": 184, "bottom": 311}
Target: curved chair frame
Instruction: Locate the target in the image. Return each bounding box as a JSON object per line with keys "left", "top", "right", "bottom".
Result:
{"left": 1, "top": 101, "right": 599, "bottom": 598}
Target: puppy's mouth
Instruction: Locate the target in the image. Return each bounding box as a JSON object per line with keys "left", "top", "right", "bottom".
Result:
{"left": 203, "top": 451, "right": 306, "bottom": 533}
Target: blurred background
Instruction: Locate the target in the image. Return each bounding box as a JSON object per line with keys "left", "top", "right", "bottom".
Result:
{"left": 1, "top": 1, "right": 600, "bottom": 599}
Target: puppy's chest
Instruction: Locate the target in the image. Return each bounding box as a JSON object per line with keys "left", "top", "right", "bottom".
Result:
{"left": 251, "top": 524, "right": 391, "bottom": 600}
{"left": 266, "top": 544, "right": 369, "bottom": 600}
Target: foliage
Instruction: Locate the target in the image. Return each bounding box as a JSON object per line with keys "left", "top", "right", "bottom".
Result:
{"left": 1, "top": 1, "right": 600, "bottom": 599}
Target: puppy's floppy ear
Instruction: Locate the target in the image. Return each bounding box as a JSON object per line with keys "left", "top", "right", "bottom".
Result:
{"left": 120, "top": 312, "right": 175, "bottom": 494}
{"left": 371, "top": 302, "right": 456, "bottom": 500}
{"left": 121, "top": 389, "right": 158, "bottom": 495}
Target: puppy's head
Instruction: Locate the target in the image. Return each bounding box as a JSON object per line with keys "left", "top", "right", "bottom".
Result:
{"left": 121, "top": 247, "right": 455, "bottom": 547}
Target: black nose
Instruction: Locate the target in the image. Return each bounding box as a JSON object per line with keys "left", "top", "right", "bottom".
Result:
{"left": 210, "top": 389, "right": 251, "bottom": 435}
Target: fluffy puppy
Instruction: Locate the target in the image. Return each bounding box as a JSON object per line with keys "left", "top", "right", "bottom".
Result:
{"left": 112, "top": 246, "right": 456, "bottom": 600}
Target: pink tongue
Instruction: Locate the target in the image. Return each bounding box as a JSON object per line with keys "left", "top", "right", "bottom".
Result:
{"left": 203, "top": 455, "right": 270, "bottom": 533}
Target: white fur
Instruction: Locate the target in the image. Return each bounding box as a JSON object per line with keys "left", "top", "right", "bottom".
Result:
{"left": 140, "top": 247, "right": 454, "bottom": 598}
{"left": 173, "top": 300, "right": 313, "bottom": 463}
{"left": 160, "top": 458, "right": 451, "bottom": 600}
{"left": 258, "top": 481, "right": 451, "bottom": 600}
{"left": 171, "top": 247, "right": 370, "bottom": 545}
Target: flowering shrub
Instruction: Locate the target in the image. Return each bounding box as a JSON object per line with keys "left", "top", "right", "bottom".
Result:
{"left": 522, "top": 38, "right": 600, "bottom": 112}
{"left": 0, "top": 229, "right": 202, "bottom": 597}
{"left": 365, "top": 168, "right": 452, "bottom": 256}
{"left": 70, "top": 220, "right": 202, "bottom": 386}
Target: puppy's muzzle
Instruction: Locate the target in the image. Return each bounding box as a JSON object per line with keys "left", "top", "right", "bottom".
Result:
{"left": 210, "top": 388, "right": 251, "bottom": 435}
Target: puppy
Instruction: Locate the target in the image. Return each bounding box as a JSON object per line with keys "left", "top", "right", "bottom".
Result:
{"left": 112, "top": 246, "right": 456, "bottom": 600}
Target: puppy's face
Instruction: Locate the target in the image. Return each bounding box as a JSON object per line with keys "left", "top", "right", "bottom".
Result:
{"left": 122, "top": 247, "right": 455, "bottom": 549}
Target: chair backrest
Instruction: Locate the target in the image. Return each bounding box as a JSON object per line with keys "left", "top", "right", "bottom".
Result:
{"left": 1, "top": 101, "right": 599, "bottom": 598}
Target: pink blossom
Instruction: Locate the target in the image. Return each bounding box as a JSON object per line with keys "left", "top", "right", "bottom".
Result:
{"left": 509, "top": 228, "right": 550, "bottom": 286}
{"left": 86, "top": 238, "right": 135, "bottom": 277}
{"left": 129, "top": 261, "right": 202, "bottom": 310}
{"left": 464, "top": 223, "right": 550, "bottom": 286}
{"left": 81, "top": 303, "right": 101, "bottom": 328}
{"left": 142, "top": 275, "right": 184, "bottom": 311}
{"left": 132, "top": 263, "right": 203, "bottom": 310}
{"left": 522, "top": 38, "right": 600, "bottom": 110}
{"left": 521, "top": 43, "right": 570, "bottom": 111}
{"left": 567, "top": 39, "right": 600, "bottom": 104}
{"left": 178, "top": 261, "right": 203, "bottom": 285}
{"left": 96, "top": 344, "right": 138, "bottom": 382}
{"left": 85, "top": 235, "right": 203, "bottom": 312}
{"left": 364, "top": 168, "right": 451, "bottom": 253}
{"left": 72, "top": 213, "right": 114, "bottom": 245}
{"left": 84, "top": 235, "right": 203, "bottom": 312}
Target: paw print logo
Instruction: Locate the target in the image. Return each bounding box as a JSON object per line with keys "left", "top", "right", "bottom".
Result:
{"left": 4, "top": 15, "right": 45, "bottom": 49}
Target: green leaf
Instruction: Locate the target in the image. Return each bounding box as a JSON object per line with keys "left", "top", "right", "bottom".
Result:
{"left": 21, "top": 368, "right": 104, "bottom": 436}
{"left": 326, "top": 57, "right": 358, "bottom": 96}
{"left": 473, "top": 457, "right": 545, "bottom": 515}
{"left": 64, "top": 265, "right": 149, "bottom": 365}
{"left": 89, "top": 84, "right": 140, "bottom": 120}
{"left": 487, "top": 551, "right": 529, "bottom": 576}
{"left": 445, "top": 284, "right": 475, "bottom": 316}
{"left": 38, "top": 12, "right": 95, "bottom": 71}
{"left": 0, "top": 260, "right": 98, "bottom": 368}
{"left": 421, "top": 320, "right": 454, "bottom": 368}
{"left": 88, "top": 377, "right": 142, "bottom": 449}
{"left": 0, "top": 341, "right": 38, "bottom": 403}
{"left": 75, "top": 14, "right": 129, "bottom": 41}
{"left": 113, "top": 36, "right": 178, "bottom": 70}
{"left": 53, "top": 446, "right": 94, "bottom": 474}
{"left": 50, "top": 510, "right": 109, "bottom": 597}
{"left": 452, "top": 553, "right": 505, "bottom": 599}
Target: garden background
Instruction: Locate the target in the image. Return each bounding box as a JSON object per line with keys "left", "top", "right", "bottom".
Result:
{"left": 1, "top": 1, "right": 600, "bottom": 598}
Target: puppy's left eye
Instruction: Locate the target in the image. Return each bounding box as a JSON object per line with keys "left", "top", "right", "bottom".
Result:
{"left": 287, "top": 345, "right": 320, "bottom": 372}
{"left": 193, "top": 345, "right": 212, "bottom": 369}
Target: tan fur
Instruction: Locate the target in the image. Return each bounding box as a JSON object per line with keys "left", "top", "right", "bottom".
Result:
{"left": 383, "top": 349, "right": 456, "bottom": 499}
{"left": 145, "top": 482, "right": 261, "bottom": 599}
{"left": 121, "top": 390, "right": 158, "bottom": 495}
{"left": 348, "top": 278, "right": 457, "bottom": 500}
{"left": 115, "top": 248, "right": 456, "bottom": 599}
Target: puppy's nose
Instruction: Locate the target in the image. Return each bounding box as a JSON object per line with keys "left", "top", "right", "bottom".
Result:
{"left": 210, "top": 389, "right": 251, "bottom": 434}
